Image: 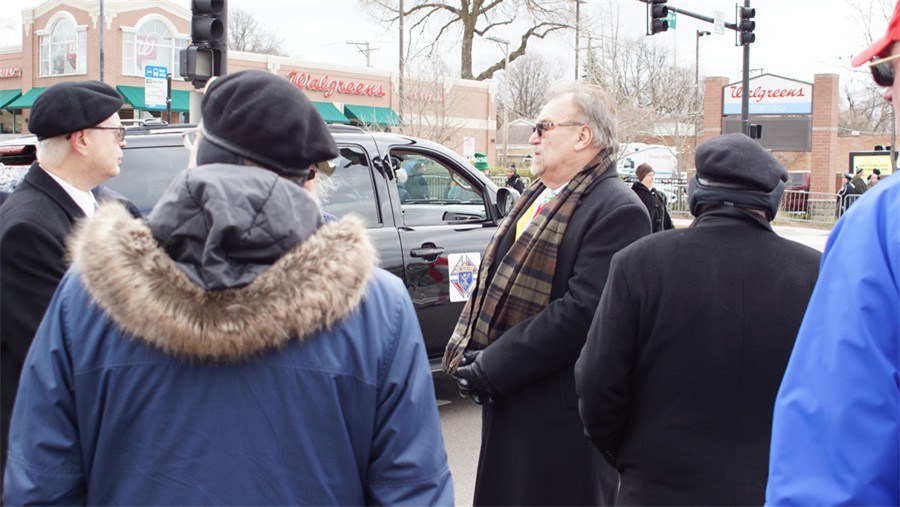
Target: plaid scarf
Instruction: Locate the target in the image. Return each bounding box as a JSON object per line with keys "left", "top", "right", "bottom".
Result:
{"left": 442, "top": 149, "right": 613, "bottom": 374}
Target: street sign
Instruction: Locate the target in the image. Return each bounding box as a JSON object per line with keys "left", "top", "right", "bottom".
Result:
{"left": 666, "top": 11, "right": 677, "bottom": 29}
{"left": 144, "top": 65, "right": 168, "bottom": 110}
{"left": 713, "top": 11, "right": 725, "bottom": 35}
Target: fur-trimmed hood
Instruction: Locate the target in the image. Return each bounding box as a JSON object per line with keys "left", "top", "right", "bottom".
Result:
{"left": 68, "top": 202, "right": 377, "bottom": 361}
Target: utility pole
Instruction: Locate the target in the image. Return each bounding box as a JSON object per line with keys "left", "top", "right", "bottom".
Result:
{"left": 486, "top": 37, "right": 510, "bottom": 169}
{"left": 99, "top": 0, "right": 104, "bottom": 81}
{"left": 575, "top": 0, "right": 581, "bottom": 80}
{"left": 694, "top": 30, "right": 710, "bottom": 150}
{"left": 399, "top": 0, "right": 404, "bottom": 132}
{"left": 347, "top": 41, "right": 377, "bottom": 67}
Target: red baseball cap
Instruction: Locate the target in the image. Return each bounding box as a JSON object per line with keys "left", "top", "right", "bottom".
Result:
{"left": 852, "top": 2, "right": 900, "bottom": 67}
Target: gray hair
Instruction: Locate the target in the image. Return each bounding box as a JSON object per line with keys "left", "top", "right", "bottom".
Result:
{"left": 544, "top": 81, "right": 618, "bottom": 152}
{"left": 36, "top": 135, "right": 70, "bottom": 165}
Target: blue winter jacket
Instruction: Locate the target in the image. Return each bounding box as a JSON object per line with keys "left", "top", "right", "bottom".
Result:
{"left": 3, "top": 165, "right": 453, "bottom": 506}
{"left": 766, "top": 174, "right": 900, "bottom": 505}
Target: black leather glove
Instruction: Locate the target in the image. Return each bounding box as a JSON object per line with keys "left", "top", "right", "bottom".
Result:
{"left": 454, "top": 349, "right": 498, "bottom": 405}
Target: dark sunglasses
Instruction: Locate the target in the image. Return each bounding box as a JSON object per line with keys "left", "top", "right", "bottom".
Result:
{"left": 532, "top": 121, "right": 585, "bottom": 137}
{"left": 868, "top": 53, "right": 900, "bottom": 87}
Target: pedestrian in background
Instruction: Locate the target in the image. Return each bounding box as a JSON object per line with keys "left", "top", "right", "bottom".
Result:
{"left": 3, "top": 70, "right": 452, "bottom": 506}
{"left": 443, "top": 80, "right": 650, "bottom": 506}
{"left": 631, "top": 162, "right": 674, "bottom": 233}
{"left": 576, "top": 133, "right": 821, "bottom": 506}
{"left": 851, "top": 166, "right": 868, "bottom": 194}
{"left": 506, "top": 164, "right": 526, "bottom": 193}
{"left": 0, "top": 80, "right": 138, "bottom": 486}
{"left": 766, "top": 5, "right": 900, "bottom": 504}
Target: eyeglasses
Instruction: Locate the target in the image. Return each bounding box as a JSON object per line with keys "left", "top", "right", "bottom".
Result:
{"left": 87, "top": 126, "right": 126, "bottom": 142}
{"left": 867, "top": 53, "right": 900, "bottom": 87}
{"left": 182, "top": 129, "right": 200, "bottom": 149}
{"left": 532, "top": 121, "right": 585, "bottom": 137}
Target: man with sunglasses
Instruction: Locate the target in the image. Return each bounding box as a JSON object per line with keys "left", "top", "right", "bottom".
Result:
{"left": 443, "top": 81, "right": 650, "bottom": 506}
{"left": 766, "top": 4, "right": 900, "bottom": 505}
{"left": 3, "top": 70, "right": 451, "bottom": 506}
{"left": 0, "top": 80, "right": 140, "bottom": 488}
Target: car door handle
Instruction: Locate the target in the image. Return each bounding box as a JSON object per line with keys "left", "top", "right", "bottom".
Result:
{"left": 410, "top": 245, "right": 445, "bottom": 259}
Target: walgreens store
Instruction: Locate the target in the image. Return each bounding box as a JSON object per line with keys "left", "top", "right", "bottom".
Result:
{"left": 0, "top": 0, "right": 499, "bottom": 162}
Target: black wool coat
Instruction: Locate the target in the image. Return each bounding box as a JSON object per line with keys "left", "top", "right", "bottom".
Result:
{"left": 475, "top": 162, "right": 651, "bottom": 506}
{"left": 0, "top": 163, "right": 139, "bottom": 478}
{"left": 631, "top": 181, "right": 673, "bottom": 233}
{"left": 575, "top": 208, "right": 821, "bottom": 506}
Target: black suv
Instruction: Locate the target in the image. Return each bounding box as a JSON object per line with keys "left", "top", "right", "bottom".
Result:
{"left": 0, "top": 123, "right": 518, "bottom": 363}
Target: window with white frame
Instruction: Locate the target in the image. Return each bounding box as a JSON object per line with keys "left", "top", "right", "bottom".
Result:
{"left": 122, "top": 19, "right": 188, "bottom": 77}
{"left": 39, "top": 16, "right": 86, "bottom": 77}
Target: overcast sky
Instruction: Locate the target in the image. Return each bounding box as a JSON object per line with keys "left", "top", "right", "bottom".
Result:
{"left": 0, "top": 0, "right": 887, "bottom": 90}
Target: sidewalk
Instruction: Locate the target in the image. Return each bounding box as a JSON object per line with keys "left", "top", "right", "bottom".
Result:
{"left": 672, "top": 217, "right": 831, "bottom": 252}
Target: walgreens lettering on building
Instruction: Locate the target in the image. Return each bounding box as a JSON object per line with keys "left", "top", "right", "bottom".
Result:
{"left": 722, "top": 74, "right": 813, "bottom": 115}
{"left": 286, "top": 71, "right": 386, "bottom": 98}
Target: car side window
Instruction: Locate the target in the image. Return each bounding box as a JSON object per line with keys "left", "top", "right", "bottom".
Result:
{"left": 317, "top": 145, "right": 379, "bottom": 226}
{"left": 392, "top": 151, "right": 487, "bottom": 227}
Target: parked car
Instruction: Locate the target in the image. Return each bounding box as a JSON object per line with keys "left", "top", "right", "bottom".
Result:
{"left": 782, "top": 170, "right": 811, "bottom": 214}
{"left": 0, "top": 123, "right": 518, "bottom": 364}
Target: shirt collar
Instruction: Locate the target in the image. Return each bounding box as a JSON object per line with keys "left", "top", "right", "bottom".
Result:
{"left": 42, "top": 168, "right": 97, "bottom": 217}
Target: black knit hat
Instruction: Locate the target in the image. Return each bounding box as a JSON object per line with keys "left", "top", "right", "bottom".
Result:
{"left": 29, "top": 81, "right": 123, "bottom": 140}
{"left": 694, "top": 133, "right": 786, "bottom": 191}
{"left": 200, "top": 70, "right": 338, "bottom": 177}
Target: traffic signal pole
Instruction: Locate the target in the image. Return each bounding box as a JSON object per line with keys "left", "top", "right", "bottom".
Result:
{"left": 638, "top": 0, "right": 758, "bottom": 138}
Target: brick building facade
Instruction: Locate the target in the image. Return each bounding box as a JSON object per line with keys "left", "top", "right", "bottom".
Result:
{"left": 0, "top": 0, "right": 500, "bottom": 164}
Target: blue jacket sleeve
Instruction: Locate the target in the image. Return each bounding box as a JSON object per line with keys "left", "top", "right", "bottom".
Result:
{"left": 3, "top": 272, "right": 87, "bottom": 506}
{"left": 365, "top": 273, "right": 453, "bottom": 506}
{"left": 766, "top": 179, "right": 900, "bottom": 506}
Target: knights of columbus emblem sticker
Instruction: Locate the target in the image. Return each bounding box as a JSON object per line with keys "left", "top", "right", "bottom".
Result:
{"left": 448, "top": 253, "right": 481, "bottom": 302}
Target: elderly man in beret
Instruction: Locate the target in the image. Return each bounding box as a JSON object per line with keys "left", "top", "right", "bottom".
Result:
{"left": 0, "top": 80, "right": 139, "bottom": 483}
{"left": 575, "top": 133, "right": 821, "bottom": 505}
{"left": 2, "top": 70, "right": 452, "bottom": 506}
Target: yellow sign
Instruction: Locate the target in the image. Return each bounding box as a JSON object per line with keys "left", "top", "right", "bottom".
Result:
{"left": 849, "top": 153, "right": 894, "bottom": 176}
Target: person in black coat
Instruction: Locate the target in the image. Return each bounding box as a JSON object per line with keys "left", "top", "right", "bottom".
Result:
{"left": 631, "top": 162, "right": 674, "bottom": 233}
{"left": 575, "top": 133, "right": 821, "bottom": 506}
{"left": 505, "top": 165, "right": 526, "bottom": 193}
{"left": 0, "top": 81, "right": 137, "bottom": 484}
{"left": 445, "top": 81, "right": 650, "bottom": 506}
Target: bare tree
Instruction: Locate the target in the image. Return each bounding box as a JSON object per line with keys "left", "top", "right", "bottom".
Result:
{"left": 842, "top": 0, "right": 894, "bottom": 133}
{"left": 228, "top": 7, "right": 287, "bottom": 56}
{"left": 360, "top": 0, "right": 571, "bottom": 80}
{"left": 502, "top": 52, "right": 565, "bottom": 121}
{"left": 400, "top": 56, "right": 466, "bottom": 147}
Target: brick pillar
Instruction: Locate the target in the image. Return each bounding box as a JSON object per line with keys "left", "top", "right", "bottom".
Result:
{"left": 702, "top": 76, "right": 729, "bottom": 144}
{"left": 811, "top": 74, "right": 840, "bottom": 193}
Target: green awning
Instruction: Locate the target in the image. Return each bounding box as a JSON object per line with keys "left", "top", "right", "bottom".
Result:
{"left": 117, "top": 85, "right": 191, "bottom": 113}
{"left": 313, "top": 101, "right": 350, "bottom": 124}
{"left": 344, "top": 104, "right": 400, "bottom": 126}
{"left": 0, "top": 89, "right": 22, "bottom": 110}
{"left": 6, "top": 87, "right": 46, "bottom": 109}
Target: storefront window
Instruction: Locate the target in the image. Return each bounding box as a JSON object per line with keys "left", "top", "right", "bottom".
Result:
{"left": 0, "top": 110, "right": 23, "bottom": 134}
{"left": 122, "top": 19, "right": 187, "bottom": 77}
{"left": 39, "top": 16, "right": 86, "bottom": 77}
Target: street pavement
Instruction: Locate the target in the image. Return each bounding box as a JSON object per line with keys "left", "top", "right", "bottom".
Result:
{"left": 434, "top": 220, "right": 832, "bottom": 506}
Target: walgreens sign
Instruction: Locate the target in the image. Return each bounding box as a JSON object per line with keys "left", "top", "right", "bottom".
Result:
{"left": 722, "top": 74, "right": 812, "bottom": 115}
{"left": 286, "top": 71, "right": 386, "bottom": 98}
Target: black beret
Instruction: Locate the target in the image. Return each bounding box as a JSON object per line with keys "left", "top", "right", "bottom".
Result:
{"left": 200, "top": 70, "right": 338, "bottom": 177}
{"left": 29, "top": 81, "right": 123, "bottom": 140}
{"left": 694, "top": 133, "right": 787, "bottom": 192}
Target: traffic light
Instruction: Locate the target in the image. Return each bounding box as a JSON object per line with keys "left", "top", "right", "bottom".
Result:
{"left": 180, "top": 0, "right": 227, "bottom": 88}
{"left": 738, "top": 7, "right": 756, "bottom": 45}
{"left": 648, "top": 0, "right": 669, "bottom": 35}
